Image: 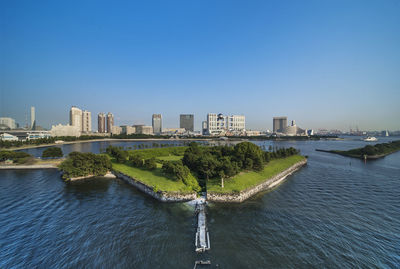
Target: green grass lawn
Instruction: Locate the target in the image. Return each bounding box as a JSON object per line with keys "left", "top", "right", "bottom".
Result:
{"left": 155, "top": 155, "right": 183, "bottom": 161}
{"left": 112, "top": 161, "right": 193, "bottom": 193}
{"left": 128, "top": 147, "right": 187, "bottom": 159}
{"left": 207, "top": 155, "right": 305, "bottom": 193}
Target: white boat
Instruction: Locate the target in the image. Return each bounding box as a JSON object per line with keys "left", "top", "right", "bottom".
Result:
{"left": 363, "top": 136, "right": 378, "bottom": 142}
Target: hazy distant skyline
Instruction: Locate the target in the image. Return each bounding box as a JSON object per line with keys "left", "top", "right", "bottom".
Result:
{"left": 1, "top": 0, "right": 399, "bottom": 131}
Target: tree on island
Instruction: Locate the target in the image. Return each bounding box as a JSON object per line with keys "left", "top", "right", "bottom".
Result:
{"left": 59, "top": 152, "right": 112, "bottom": 180}
{"left": 42, "top": 147, "right": 63, "bottom": 158}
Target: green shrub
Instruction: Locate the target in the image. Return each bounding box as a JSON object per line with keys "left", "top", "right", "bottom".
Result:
{"left": 144, "top": 158, "right": 157, "bottom": 170}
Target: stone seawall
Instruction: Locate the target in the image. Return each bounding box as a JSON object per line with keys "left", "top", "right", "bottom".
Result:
{"left": 207, "top": 159, "right": 307, "bottom": 203}
{"left": 113, "top": 171, "right": 197, "bottom": 202}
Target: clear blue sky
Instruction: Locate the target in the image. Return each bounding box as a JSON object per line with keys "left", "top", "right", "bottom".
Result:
{"left": 1, "top": 0, "right": 399, "bottom": 131}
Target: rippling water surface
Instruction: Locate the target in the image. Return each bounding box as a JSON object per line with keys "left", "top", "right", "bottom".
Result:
{"left": 1, "top": 138, "right": 400, "bottom": 268}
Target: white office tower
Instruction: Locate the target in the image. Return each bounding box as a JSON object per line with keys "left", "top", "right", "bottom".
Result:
{"left": 82, "top": 110, "right": 92, "bottom": 133}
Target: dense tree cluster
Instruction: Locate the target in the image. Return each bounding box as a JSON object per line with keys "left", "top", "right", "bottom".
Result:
{"left": 42, "top": 147, "right": 63, "bottom": 158}
{"left": 182, "top": 142, "right": 299, "bottom": 187}
{"left": 0, "top": 150, "right": 34, "bottom": 164}
{"left": 59, "top": 152, "right": 112, "bottom": 180}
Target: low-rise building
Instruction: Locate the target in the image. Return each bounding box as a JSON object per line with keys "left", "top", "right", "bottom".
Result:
{"left": 0, "top": 133, "right": 19, "bottom": 141}
{"left": 134, "top": 125, "right": 153, "bottom": 135}
{"left": 121, "top": 125, "right": 136, "bottom": 135}
{"left": 51, "top": 124, "right": 81, "bottom": 137}
{"left": 27, "top": 131, "right": 52, "bottom": 140}
{"left": 0, "top": 117, "right": 17, "bottom": 130}
{"left": 111, "top": 126, "right": 122, "bottom": 135}
{"left": 162, "top": 128, "right": 186, "bottom": 135}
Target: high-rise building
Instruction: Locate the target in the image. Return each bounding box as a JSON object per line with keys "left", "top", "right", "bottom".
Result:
{"left": 152, "top": 114, "right": 162, "bottom": 134}
{"left": 70, "top": 106, "right": 83, "bottom": 131}
{"left": 30, "top": 106, "right": 36, "bottom": 130}
{"left": 82, "top": 110, "right": 92, "bottom": 133}
{"left": 202, "top": 121, "right": 208, "bottom": 135}
{"left": 106, "top": 112, "right": 114, "bottom": 133}
{"left": 98, "top": 113, "right": 106, "bottom": 133}
{"left": 206, "top": 113, "right": 245, "bottom": 135}
{"left": 180, "top": 114, "right": 194, "bottom": 132}
{"left": 273, "top": 117, "right": 287, "bottom": 133}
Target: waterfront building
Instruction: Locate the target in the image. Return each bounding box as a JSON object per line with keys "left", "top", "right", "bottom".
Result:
{"left": 106, "top": 112, "right": 114, "bottom": 133}
{"left": 50, "top": 124, "right": 81, "bottom": 137}
{"left": 70, "top": 106, "right": 82, "bottom": 131}
{"left": 152, "top": 114, "right": 162, "bottom": 134}
{"left": 98, "top": 113, "right": 106, "bottom": 133}
{"left": 0, "top": 133, "right": 18, "bottom": 141}
{"left": 206, "top": 113, "right": 245, "bottom": 136}
{"left": 27, "top": 131, "right": 51, "bottom": 140}
{"left": 82, "top": 110, "right": 91, "bottom": 133}
{"left": 30, "top": 106, "right": 36, "bottom": 130}
{"left": 121, "top": 125, "right": 136, "bottom": 135}
{"left": 245, "top": 130, "right": 261, "bottom": 136}
{"left": 162, "top": 128, "right": 186, "bottom": 135}
{"left": 0, "top": 117, "right": 17, "bottom": 130}
{"left": 273, "top": 117, "right": 287, "bottom": 133}
{"left": 134, "top": 125, "right": 153, "bottom": 135}
{"left": 281, "top": 120, "right": 306, "bottom": 136}
{"left": 180, "top": 114, "right": 194, "bottom": 132}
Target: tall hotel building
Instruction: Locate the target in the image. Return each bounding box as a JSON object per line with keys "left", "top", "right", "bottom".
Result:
{"left": 180, "top": 114, "right": 194, "bottom": 132}
{"left": 106, "top": 112, "right": 114, "bottom": 133}
{"left": 70, "top": 106, "right": 83, "bottom": 130}
{"left": 206, "top": 113, "right": 245, "bottom": 135}
{"left": 98, "top": 113, "right": 106, "bottom": 133}
{"left": 152, "top": 114, "right": 162, "bottom": 134}
{"left": 82, "top": 110, "right": 92, "bottom": 133}
{"left": 273, "top": 117, "right": 287, "bottom": 133}
{"left": 30, "top": 106, "right": 36, "bottom": 130}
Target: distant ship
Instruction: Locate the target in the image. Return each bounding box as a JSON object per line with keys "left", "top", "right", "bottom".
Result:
{"left": 363, "top": 136, "right": 378, "bottom": 142}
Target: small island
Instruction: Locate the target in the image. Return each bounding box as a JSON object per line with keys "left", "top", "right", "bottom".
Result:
{"left": 103, "top": 142, "right": 306, "bottom": 202}
{"left": 2, "top": 142, "right": 307, "bottom": 203}
{"left": 316, "top": 140, "right": 400, "bottom": 160}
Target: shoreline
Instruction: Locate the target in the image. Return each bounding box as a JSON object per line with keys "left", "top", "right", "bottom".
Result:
{"left": 207, "top": 158, "right": 307, "bottom": 203}
{"left": 2, "top": 138, "right": 213, "bottom": 151}
{"left": 0, "top": 164, "right": 59, "bottom": 169}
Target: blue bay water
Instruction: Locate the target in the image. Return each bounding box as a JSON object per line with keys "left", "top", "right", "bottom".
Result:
{"left": 1, "top": 137, "right": 399, "bottom": 268}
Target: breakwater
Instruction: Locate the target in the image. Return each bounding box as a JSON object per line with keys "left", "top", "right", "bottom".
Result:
{"left": 0, "top": 164, "right": 58, "bottom": 169}
{"left": 207, "top": 159, "right": 307, "bottom": 203}
{"left": 113, "top": 171, "right": 197, "bottom": 202}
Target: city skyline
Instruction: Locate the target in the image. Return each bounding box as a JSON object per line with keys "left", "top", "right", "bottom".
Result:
{"left": 1, "top": 0, "right": 399, "bottom": 131}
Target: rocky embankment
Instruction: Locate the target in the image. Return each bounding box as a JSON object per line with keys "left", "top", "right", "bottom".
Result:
{"left": 113, "top": 171, "right": 197, "bottom": 202}
{"left": 207, "top": 159, "right": 307, "bottom": 203}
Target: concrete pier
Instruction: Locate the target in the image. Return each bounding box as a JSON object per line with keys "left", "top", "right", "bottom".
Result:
{"left": 195, "top": 200, "right": 210, "bottom": 252}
